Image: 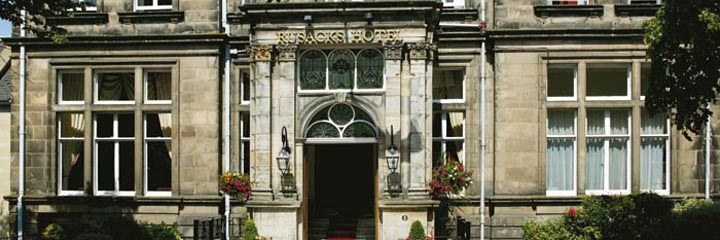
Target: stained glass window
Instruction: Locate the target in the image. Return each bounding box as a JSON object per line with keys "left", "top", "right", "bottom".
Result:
{"left": 329, "top": 50, "right": 355, "bottom": 89}
{"left": 299, "top": 50, "right": 326, "bottom": 90}
{"left": 357, "top": 49, "right": 384, "bottom": 89}
{"left": 306, "top": 103, "right": 378, "bottom": 138}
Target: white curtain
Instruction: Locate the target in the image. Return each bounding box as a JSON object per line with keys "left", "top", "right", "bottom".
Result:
{"left": 609, "top": 138, "right": 628, "bottom": 190}
{"left": 641, "top": 112, "right": 667, "bottom": 190}
{"left": 60, "top": 113, "right": 85, "bottom": 191}
{"left": 447, "top": 112, "right": 464, "bottom": 163}
{"left": 586, "top": 138, "right": 604, "bottom": 190}
{"left": 547, "top": 110, "right": 575, "bottom": 191}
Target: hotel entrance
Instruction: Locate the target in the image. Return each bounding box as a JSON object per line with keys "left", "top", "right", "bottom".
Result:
{"left": 306, "top": 144, "right": 377, "bottom": 240}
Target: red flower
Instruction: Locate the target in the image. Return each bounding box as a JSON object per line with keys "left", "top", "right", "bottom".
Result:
{"left": 568, "top": 208, "right": 576, "bottom": 217}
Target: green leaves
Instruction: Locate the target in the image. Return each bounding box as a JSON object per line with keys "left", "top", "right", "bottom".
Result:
{"left": 643, "top": 0, "right": 720, "bottom": 139}
{"left": 0, "top": 0, "right": 85, "bottom": 43}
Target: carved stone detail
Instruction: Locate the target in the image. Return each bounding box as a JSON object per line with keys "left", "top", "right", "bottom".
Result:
{"left": 407, "top": 41, "right": 428, "bottom": 60}
{"left": 383, "top": 40, "right": 404, "bottom": 60}
{"left": 276, "top": 44, "right": 297, "bottom": 62}
{"left": 426, "top": 43, "right": 437, "bottom": 61}
{"left": 248, "top": 44, "right": 273, "bottom": 62}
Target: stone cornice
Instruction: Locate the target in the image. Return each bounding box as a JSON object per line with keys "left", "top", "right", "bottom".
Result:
{"left": 1, "top": 34, "right": 227, "bottom": 46}
{"left": 487, "top": 29, "right": 645, "bottom": 41}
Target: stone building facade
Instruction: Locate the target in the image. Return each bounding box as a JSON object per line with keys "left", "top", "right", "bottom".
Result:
{"left": 1, "top": 0, "right": 717, "bottom": 239}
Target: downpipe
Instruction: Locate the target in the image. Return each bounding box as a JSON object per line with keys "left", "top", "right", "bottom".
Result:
{"left": 17, "top": 9, "right": 27, "bottom": 240}
{"left": 479, "top": 0, "right": 487, "bottom": 239}
{"left": 221, "top": 0, "right": 231, "bottom": 238}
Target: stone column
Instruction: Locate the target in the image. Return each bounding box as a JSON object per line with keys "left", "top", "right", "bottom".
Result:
{"left": 273, "top": 44, "right": 298, "bottom": 200}
{"left": 383, "top": 40, "right": 404, "bottom": 197}
{"left": 249, "top": 44, "right": 274, "bottom": 200}
{"left": 407, "top": 41, "right": 430, "bottom": 197}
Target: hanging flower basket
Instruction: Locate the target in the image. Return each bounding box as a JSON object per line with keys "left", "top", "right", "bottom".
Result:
{"left": 428, "top": 157, "right": 473, "bottom": 199}
{"left": 219, "top": 172, "right": 252, "bottom": 202}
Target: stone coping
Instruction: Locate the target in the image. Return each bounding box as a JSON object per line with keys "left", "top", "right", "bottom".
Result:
{"left": 2, "top": 33, "right": 227, "bottom": 46}
{"left": 533, "top": 4, "right": 604, "bottom": 18}
{"left": 245, "top": 200, "right": 302, "bottom": 209}
{"left": 487, "top": 28, "right": 644, "bottom": 41}
{"left": 378, "top": 199, "right": 439, "bottom": 208}
{"left": 2, "top": 195, "right": 249, "bottom": 206}
{"left": 615, "top": 4, "right": 662, "bottom": 17}
{"left": 239, "top": 1, "right": 442, "bottom": 24}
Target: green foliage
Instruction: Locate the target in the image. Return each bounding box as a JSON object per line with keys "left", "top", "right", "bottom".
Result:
{"left": 522, "top": 217, "right": 599, "bottom": 240}
{"left": 671, "top": 199, "right": 720, "bottom": 239}
{"left": 643, "top": 0, "right": 720, "bottom": 139}
{"left": 42, "top": 223, "right": 64, "bottom": 240}
{"left": 141, "top": 222, "right": 182, "bottom": 240}
{"left": 242, "top": 218, "right": 259, "bottom": 240}
{"left": 0, "top": 0, "right": 88, "bottom": 42}
{"left": 408, "top": 220, "right": 426, "bottom": 239}
{"left": 72, "top": 233, "right": 113, "bottom": 240}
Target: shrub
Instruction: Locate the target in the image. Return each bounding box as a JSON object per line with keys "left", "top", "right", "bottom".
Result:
{"left": 522, "top": 217, "right": 599, "bottom": 240}
{"left": 242, "top": 218, "right": 259, "bottom": 240}
{"left": 408, "top": 220, "right": 426, "bottom": 239}
{"left": 42, "top": 223, "right": 64, "bottom": 240}
{"left": 101, "top": 216, "right": 145, "bottom": 239}
{"left": 672, "top": 199, "right": 720, "bottom": 240}
{"left": 141, "top": 221, "right": 182, "bottom": 240}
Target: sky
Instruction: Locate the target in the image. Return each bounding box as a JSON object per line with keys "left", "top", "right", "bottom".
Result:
{"left": 0, "top": 19, "right": 11, "bottom": 37}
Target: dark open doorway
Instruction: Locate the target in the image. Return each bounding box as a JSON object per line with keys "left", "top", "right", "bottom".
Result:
{"left": 308, "top": 143, "right": 376, "bottom": 240}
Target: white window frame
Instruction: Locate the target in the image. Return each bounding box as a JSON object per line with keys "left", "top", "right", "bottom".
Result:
{"left": 58, "top": 70, "right": 85, "bottom": 105}
{"left": 134, "top": 0, "right": 172, "bottom": 11}
{"left": 546, "top": 110, "right": 578, "bottom": 197}
{"left": 629, "top": 0, "right": 662, "bottom": 4}
{"left": 240, "top": 71, "right": 250, "bottom": 105}
{"left": 144, "top": 113, "right": 172, "bottom": 197}
{"left": 432, "top": 111, "right": 466, "bottom": 197}
{"left": 94, "top": 70, "right": 136, "bottom": 105}
{"left": 93, "top": 113, "right": 136, "bottom": 196}
{"left": 586, "top": 64, "right": 632, "bottom": 101}
{"left": 433, "top": 69, "right": 466, "bottom": 104}
{"left": 640, "top": 114, "right": 670, "bottom": 195}
{"left": 585, "top": 109, "right": 632, "bottom": 195}
{"left": 144, "top": 70, "right": 172, "bottom": 105}
{"left": 547, "top": 64, "right": 578, "bottom": 102}
{"left": 297, "top": 49, "right": 386, "bottom": 94}
{"left": 240, "top": 112, "right": 250, "bottom": 174}
{"left": 546, "top": 0, "right": 588, "bottom": 5}
{"left": 58, "top": 113, "right": 85, "bottom": 196}
{"left": 71, "top": 0, "right": 97, "bottom": 11}
{"left": 442, "top": 0, "right": 465, "bottom": 9}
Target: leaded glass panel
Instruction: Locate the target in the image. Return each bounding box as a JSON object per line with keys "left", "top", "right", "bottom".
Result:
{"left": 307, "top": 122, "right": 340, "bottom": 138}
{"left": 357, "top": 49, "right": 384, "bottom": 89}
{"left": 300, "top": 50, "right": 326, "bottom": 90}
{"left": 343, "top": 122, "right": 377, "bottom": 138}
{"left": 329, "top": 104, "right": 354, "bottom": 125}
{"left": 328, "top": 50, "right": 354, "bottom": 89}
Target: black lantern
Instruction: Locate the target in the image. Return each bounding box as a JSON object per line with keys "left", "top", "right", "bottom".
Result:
{"left": 276, "top": 126, "right": 292, "bottom": 175}
{"left": 386, "top": 125, "right": 399, "bottom": 173}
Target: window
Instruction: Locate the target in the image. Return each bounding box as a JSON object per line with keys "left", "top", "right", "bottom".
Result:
{"left": 547, "top": 0, "right": 588, "bottom": 5}
{"left": 240, "top": 71, "right": 250, "bottom": 105}
{"left": 585, "top": 109, "right": 631, "bottom": 195}
{"left": 547, "top": 64, "right": 577, "bottom": 101}
{"left": 433, "top": 70, "right": 465, "bottom": 103}
{"left": 630, "top": 0, "right": 661, "bottom": 4}
{"left": 94, "top": 113, "right": 135, "bottom": 196}
{"left": 59, "top": 71, "right": 84, "bottom": 104}
{"left": 442, "top": 0, "right": 465, "bottom": 9}
{"left": 240, "top": 113, "right": 250, "bottom": 174}
{"left": 145, "top": 70, "right": 171, "bottom": 104}
{"left": 306, "top": 103, "right": 378, "bottom": 139}
{"left": 71, "top": 0, "right": 97, "bottom": 11}
{"left": 640, "top": 111, "right": 670, "bottom": 194}
{"left": 144, "top": 113, "right": 172, "bottom": 196}
{"left": 135, "top": 0, "right": 172, "bottom": 11}
{"left": 546, "top": 109, "right": 577, "bottom": 196}
{"left": 640, "top": 63, "right": 651, "bottom": 99}
{"left": 298, "top": 49, "right": 384, "bottom": 92}
{"left": 586, "top": 64, "right": 631, "bottom": 100}
{"left": 95, "top": 71, "right": 135, "bottom": 104}
{"left": 432, "top": 112, "right": 466, "bottom": 195}
{"left": 58, "top": 113, "right": 85, "bottom": 195}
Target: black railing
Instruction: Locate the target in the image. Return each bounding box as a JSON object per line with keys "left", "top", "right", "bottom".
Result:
{"left": 456, "top": 216, "right": 471, "bottom": 240}
{"left": 193, "top": 217, "right": 225, "bottom": 240}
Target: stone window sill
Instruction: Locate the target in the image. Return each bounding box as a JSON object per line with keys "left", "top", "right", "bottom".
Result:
{"left": 117, "top": 11, "right": 184, "bottom": 24}
{"left": 534, "top": 5, "right": 604, "bottom": 17}
{"left": 615, "top": 4, "right": 662, "bottom": 17}
{"left": 46, "top": 12, "right": 109, "bottom": 25}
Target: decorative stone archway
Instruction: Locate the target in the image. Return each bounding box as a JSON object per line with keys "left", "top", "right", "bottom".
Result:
{"left": 305, "top": 103, "right": 379, "bottom": 139}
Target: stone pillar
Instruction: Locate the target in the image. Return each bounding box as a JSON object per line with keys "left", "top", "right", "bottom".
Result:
{"left": 407, "top": 41, "right": 430, "bottom": 197}
{"left": 249, "top": 44, "right": 274, "bottom": 200}
{"left": 383, "top": 40, "right": 404, "bottom": 197}
{"left": 273, "top": 44, "right": 298, "bottom": 200}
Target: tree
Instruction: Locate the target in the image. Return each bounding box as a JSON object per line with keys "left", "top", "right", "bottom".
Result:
{"left": 0, "top": 0, "right": 85, "bottom": 42}
{"left": 643, "top": 0, "right": 720, "bottom": 139}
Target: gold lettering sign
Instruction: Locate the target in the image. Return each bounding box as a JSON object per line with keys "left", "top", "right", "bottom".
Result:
{"left": 277, "top": 30, "right": 401, "bottom": 45}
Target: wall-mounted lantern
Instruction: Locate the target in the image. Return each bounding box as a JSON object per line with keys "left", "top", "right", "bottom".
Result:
{"left": 386, "top": 125, "right": 399, "bottom": 173}
{"left": 276, "top": 126, "right": 292, "bottom": 175}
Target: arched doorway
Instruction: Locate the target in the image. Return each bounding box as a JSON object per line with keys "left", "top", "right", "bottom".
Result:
{"left": 304, "top": 103, "right": 379, "bottom": 240}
